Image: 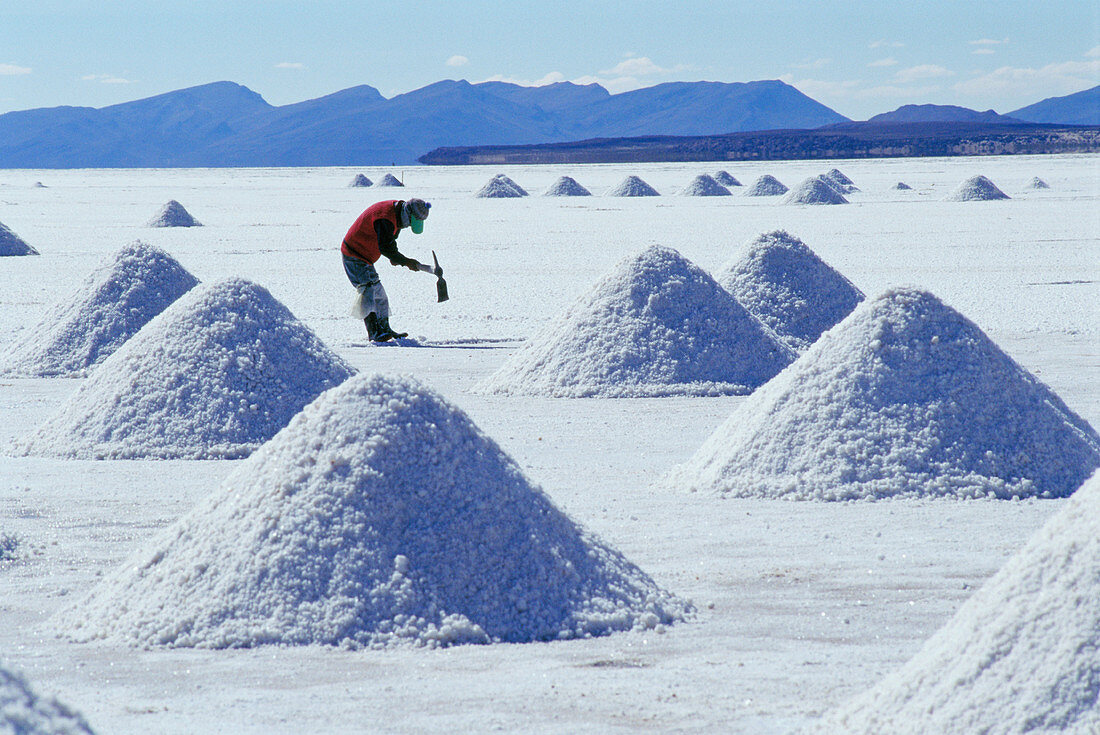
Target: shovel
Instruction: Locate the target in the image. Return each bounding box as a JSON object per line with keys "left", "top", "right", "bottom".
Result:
{"left": 417, "top": 250, "right": 449, "bottom": 302}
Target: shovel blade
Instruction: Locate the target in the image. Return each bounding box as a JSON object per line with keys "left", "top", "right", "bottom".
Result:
{"left": 436, "top": 275, "right": 449, "bottom": 302}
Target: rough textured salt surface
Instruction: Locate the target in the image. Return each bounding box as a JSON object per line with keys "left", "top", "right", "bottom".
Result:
{"left": 16, "top": 278, "right": 354, "bottom": 460}
{"left": 781, "top": 176, "right": 849, "bottom": 205}
{"left": 892, "top": 181, "right": 913, "bottom": 190}
{"left": 1027, "top": 176, "right": 1051, "bottom": 189}
{"left": 374, "top": 174, "right": 403, "bottom": 187}
{"left": 945, "top": 174, "right": 1010, "bottom": 201}
{"left": 743, "top": 175, "right": 788, "bottom": 196}
{"left": 715, "top": 230, "right": 865, "bottom": 352}
{"left": 490, "top": 174, "right": 528, "bottom": 196}
{"left": 713, "top": 170, "right": 741, "bottom": 187}
{"left": 543, "top": 176, "right": 591, "bottom": 197}
{"left": 0, "top": 221, "right": 37, "bottom": 256}
{"left": 813, "top": 469, "right": 1100, "bottom": 734}
{"left": 0, "top": 662, "right": 94, "bottom": 735}
{"left": 0, "top": 241, "right": 199, "bottom": 377}
{"left": 679, "top": 174, "right": 731, "bottom": 197}
{"left": 146, "top": 200, "right": 200, "bottom": 228}
{"left": 475, "top": 175, "right": 526, "bottom": 198}
{"left": 606, "top": 175, "right": 660, "bottom": 197}
{"left": 477, "top": 245, "right": 794, "bottom": 397}
{"left": 665, "top": 288, "right": 1100, "bottom": 500}
{"left": 52, "top": 373, "right": 691, "bottom": 649}
{"left": 348, "top": 174, "right": 372, "bottom": 187}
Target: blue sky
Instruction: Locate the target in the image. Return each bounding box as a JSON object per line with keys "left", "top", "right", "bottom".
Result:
{"left": 1, "top": 0, "right": 1097, "bottom": 119}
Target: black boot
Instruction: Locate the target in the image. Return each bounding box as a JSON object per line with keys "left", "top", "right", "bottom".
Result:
{"left": 364, "top": 313, "right": 385, "bottom": 342}
{"left": 376, "top": 316, "right": 408, "bottom": 341}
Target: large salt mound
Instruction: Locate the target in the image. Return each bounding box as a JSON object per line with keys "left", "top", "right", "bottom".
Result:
{"left": 606, "top": 175, "right": 660, "bottom": 197}
{"left": 665, "top": 288, "right": 1100, "bottom": 500}
{"left": 815, "top": 469, "right": 1100, "bottom": 734}
{"left": 374, "top": 173, "right": 403, "bottom": 187}
{"left": 53, "top": 373, "right": 690, "bottom": 648}
{"left": 715, "top": 230, "right": 864, "bottom": 352}
{"left": 476, "top": 245, "right": 794, "bottom": 398}
{"left": 945, "top": 174, "right": 1010, "bottom": 201}
{"left": 0, "top": 221, "right": 38, "bottom": 256}
{"left": 714, "top": 170, "right": 741, "bottom": 187}
{"left": 781, "top": 176, "right": 849, "bottom": 205}
{"left": 17, "top": 278, "right": 354, "bottom": 460}
{"left": 1, "top": 661, "right": 95, "bottom": 734}
{"left": 348, "top": 173, "right": 372, "bottom": 187}
{"left": 743, "top": 175, "right": 788, "bottom": 196}
{"left": 147, "top": 200, "right": 200, "bottom": 227}
{"left": 822, "top": 168, "right": 858, "bottom": 192}
{"left": 679, "top": 174, "right": 731, "bottom": 197}
{"left": 543, "top": 176, "right": 592, "bottom": 197}
{"left": 0, "top": 241, "right": 199, "bottom": 377}
{"left": 475, "top": 174, "right": 526, "bottom": 198}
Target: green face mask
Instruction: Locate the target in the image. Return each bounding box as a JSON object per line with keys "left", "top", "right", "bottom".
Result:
{"left": 409, "top": 216, "right": 424, "bottom": 234}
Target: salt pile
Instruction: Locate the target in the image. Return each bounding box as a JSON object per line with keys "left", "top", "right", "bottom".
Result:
{"left": 780, "top": 176, "right": 849, "bottom": 205}
{"left": 147, "top": 200, "right": 201, "bottom": 227}
{"left": 1, "top": 661, "right": 95, "bottom": 734}
{"left": 822, "top": 168, "right": 858, "bottom": 193}
{"left": 543, "top": 176, "right": 592, "bottom": 197}
{"left": 0, "top": 531, "right": 20, "bottom": 562}
{"left": 743, "top": 175, "right": 788, "bottom": 196}
{"left": 374, "top": 173, "right": 403, "bottom": 187}
{"left": 665, "top": 287, "right": 1100, "bottom": 500}
{"left": 477, "top": 245, "right": 794, "bottom": 398}
{"left": 606, "top": 175, "right": 660, "bottom": 197}
{"left": 714, "top": 170, "right": 741, "bottom": 187}
{"left": 1026, "top": 176, "right": 1050, "bottom": 189}
{"left": 53, "top": 372, "right": 690, "bottom": 648}
{"left": 945, "top": 174, "right": 1010, "bottom": 201}
{"left": 892, "top": 182, "right": 913, "bottom": 190}
{"left": 348, "top": 173, "right": 372, "bottom": 187}
{"left": 679, "top": 174, "right": 731, "bottom": 197}
{"left": 815, "top": 469, "right": 1100, "bottom": 734}
{"left": 17, "top": 278, "right": 354, "bottom": 460}
{"left": 0, "top": 221, "right": 37, "bottom": 256}
{"left": 476, "top": 174, "right": 527, "bottom": 198}
{"left": 0, "top": 241, "right": 199, "bottom": 377}
{"left": 715, "top": 230, "right": 864, "bottom": 352}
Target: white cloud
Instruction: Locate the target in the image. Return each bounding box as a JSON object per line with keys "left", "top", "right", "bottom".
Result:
{"left": 598, "top": 56, "right": 688, "bottom": 78}
{"left": 446, "top": 55, "right": 469, "bottom": 68}
{"left": 868, "top": 57, "right": 898, "bottom": 68}
{"left": 480, "top": 56, "right": 692, "bottom": 95}
{"left": 275, "top": 62, "right": 304, "bottom": 69}
{"left": 895, "top": 64, "right": 954, "bottom": 83}
{"left": 478, "top": 72, "right": 566, "bottom": 87}
{"left": 970, "top": 38, "right": 1009, "bottom": 46}
{"left": 780, "top": 74, "right": 939, "bottom": 103}
{"left": 792, "top": 58, "right": 832, "bottom": 71}
{"left": 1086, "top": 46, "right": 1100, "bottom": 59}
{"left": 953, "top": 59, "right": 1100, "bottom": 101}
{"left": 870, "top": 40, "right": 904, "bottom": 49}
{"left": 81, "top": 74, "right": 135, "bottom": 84}
{"left": 0, "top": 63, "right": 31, "bottom": 76}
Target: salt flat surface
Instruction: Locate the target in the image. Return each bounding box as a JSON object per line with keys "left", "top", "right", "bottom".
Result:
{"left": 0, "top": 154, "right": 1097, "bottom": 733}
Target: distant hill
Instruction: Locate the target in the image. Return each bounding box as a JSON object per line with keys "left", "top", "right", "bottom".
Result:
{"left": 0, "top": 78, "right": 850, "bottom": 168}
{"left": 1010, "top": 85, "right": 1100, "bottom": 125}
{"left": 867, "top": 104, "right": 1024, "bottom": 125}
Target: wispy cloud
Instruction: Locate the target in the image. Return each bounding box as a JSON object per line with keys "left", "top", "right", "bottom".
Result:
{"left": 0, "top": 63, "right": 32, "bottom": 76}
{"left": 895, "top": 64, "right": 954, "bottom": 83}
{"left": 780, "top": 74, "right": 939, "bottom": 103}
{"left": 598, "top": 56, "right": 689, "bottom": 78}
{"left": 870, "top": 40, "right": 904, "bottom": 49}
{"left": 970, "top": 38, "right": 1009, "bottom": 46}
{"left": 478, "top": 71, "right": 567, "bottom": 87}
{"left": 446, "top": 55, "right": 469, "bottom": 68}
{"left": 954, "top": 59, "right": 1100, "bottom": 101}
{"left": 868, "top": 57, "right": 898, "bottom": 68}
{"left": 482, "top": 56, "right": 692, "bottom": 94}
{"left": 1086, "top": 46, "right": 1100, "bottom": 59}
{"left": 791, "top": 58, "right": 831, "bottom": 71}
{"left": 275, "top": 62, "right": 304, "bottom": 69}
{"left": 81, "top": 73, "right": 135, "bottom": 84}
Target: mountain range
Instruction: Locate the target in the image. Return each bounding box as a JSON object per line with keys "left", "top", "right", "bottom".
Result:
{"left": 0, "top": 80, "right": 1094, "bottom": 168}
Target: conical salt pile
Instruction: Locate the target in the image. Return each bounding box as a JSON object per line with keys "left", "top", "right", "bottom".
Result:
{"left": 945, "top": 175, "right": 1010, "bottom": 201}
{"left": 892, "top": 181, "right": 912, "bottom": 190}
{"left": 606, "top": 175, "right": 660, "bottom": 197}
{"left": 714, "top": 170, "right": 741, "bottom": 187}
{"left": 477, "top": 245, "right": 794, "bottom": 397}
{"left": 679, "top": 174, "right": 731, "bottom": 197}
{"left": 543, "top": 176, "right": 592, "bottom": 197}
{"left": 147, "top": 200, "right": 201, "bottom": 227}
{"left": 17, "top": 278, "right": 354, "bottom": 460}
{"left": 715, "top": 230, "right": 864, "bottom": 352}
{"left": 1026, "top": 176, "right": 1050, "bottom": 189}
{"left": 374, "top": 173, "right": 404, "bottom": 187}
{"left": 349, "top": 173, "right": 373, "bottom": 187}
{"left": 0, "top": 241, "right": 199, "bottom": 377}
{"left": 781, "top": 176, "right": 849, "bottom": 205}
{"left": 53, "top": 373, "right": 690, "bottom": 648}
{"left": 743, "top": 175, "right": 788, "bottom": 196}
{"left": 1, "top": 661, "right": 95, "bottom": 734}
{"left": 814, "top": 469, "right": 1100, "bottom": 734}
{"left": 665, "top": 288, "right": 1100, "bottom": 499}
{"left": 476, "top": 174, "right": 526, "bottom": 198}
{"left": 822, "top": 168, "right": 858, "bottom": 192}
{"left": 0, "top": 221, "right": 38, "bottom": 256}
{"left": 490, "top": 174, "right": 527, "bottom": 195}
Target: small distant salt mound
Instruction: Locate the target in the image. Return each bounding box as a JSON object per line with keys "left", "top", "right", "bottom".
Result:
{"left": 476, "top": 174, "right": 527, "bottom": 198}
{"left": 0, "top": 531, "right": 20, "bottom": 562}
{"left": 716, "top": 230, "right": 864, "bottom": 352}
{"left": 349, "top": 174, "right": 373, "bottom": 187}
{"left": 17, "top": 278, "right": 354, "bottom": 460}
{"left": 476, "top": 245, "right": 794, "bottom": 398}
{"left": 781, "top": 176, "right": 849, "bottom": 205}
{"left": 32, "top": 181, "right": 46, "bottom": 188}
{"left": 606, "top": 175, "right": 660, "bottom": 197}
{"left": 679, "top": 174, "right": 731, "bottom": 196}
{"left": 147, "top": 200, "right": 201, "bottom": 228}
{"left": 1026, "top": 176, "right": 1050, "bottom": 189}
{"left": 743, "top": 175, "right": 788, "bottom": 196}
{"left": 374, "top": 173, "right": 404, "bottom": 187}
{"left": 816, "top": 469, "right": 1100, "bottom": 734}
{"left": 0, "top": 241, "right": 198, "bottom": 377}
{"left": 543, "top": 176, "right": 592, "bottom": 197}
{"left": 714, "top": 170, "right": 741, "bottom": 187}
{"left": 54, "top": 373, "right": 690, "bottom": 648}
{"left": 892, "top": 182, "right": 913, "bottom": 190}
{"left": 822, "top": 168, "right": 859, "bottom": 193}
{"left": 1, "top": 661, "right": 95, "bottom": 734}
{"left": 665, "top": 288, "right": 1100, "bottom": 500}
{"left": 945, "top": 175, "right": 1010, "bottom": 201}
{"left": 0, "top": 221, "right": 37, "bottom": 256}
